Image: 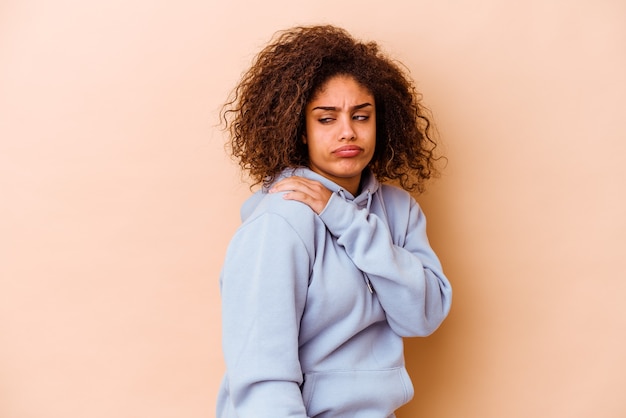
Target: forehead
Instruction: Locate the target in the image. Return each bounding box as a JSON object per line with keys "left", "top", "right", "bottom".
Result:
{"left": 308, "top": 75, "right": 374, "bottom": 104}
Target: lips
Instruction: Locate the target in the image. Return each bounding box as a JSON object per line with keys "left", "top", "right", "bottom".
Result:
{"left": 332, "top": 145, "right": 363, "bottom": 158}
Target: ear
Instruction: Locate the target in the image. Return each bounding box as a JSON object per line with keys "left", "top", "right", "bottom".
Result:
{"left": 302, "top": 134, "right": 307, "bottom": 144}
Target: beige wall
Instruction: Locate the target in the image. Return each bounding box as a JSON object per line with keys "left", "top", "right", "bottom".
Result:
{"left": 1, "top": 1, "right": 624, "bottom": 417}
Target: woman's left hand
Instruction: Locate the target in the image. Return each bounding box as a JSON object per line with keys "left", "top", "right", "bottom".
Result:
{"left": 269, "top": 176, "right": 332, "bottom": 215}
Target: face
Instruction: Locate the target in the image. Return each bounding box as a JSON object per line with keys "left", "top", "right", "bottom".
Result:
{"left": 304, "top": 75, "right": 376, "bottom": 195}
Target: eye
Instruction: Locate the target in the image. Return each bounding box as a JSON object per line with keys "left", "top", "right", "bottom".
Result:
{"left": 318, "top": 117, "right": 335, "bottom": 124}
{"left": 353, "top": 114, "right": 369, "bottom": 121}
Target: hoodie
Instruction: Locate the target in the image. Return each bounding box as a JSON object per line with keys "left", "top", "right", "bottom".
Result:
{"left": 217, "top": 168, "right": 452, "bottom": 418}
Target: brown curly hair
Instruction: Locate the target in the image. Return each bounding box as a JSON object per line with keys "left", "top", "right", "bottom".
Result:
{"left": 221, "top": 25, "right": 441, "bottom": 192}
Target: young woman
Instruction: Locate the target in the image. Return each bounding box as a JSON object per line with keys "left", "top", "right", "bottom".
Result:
{"left": 217, "top": 25, "right": 452, "bottom": 418}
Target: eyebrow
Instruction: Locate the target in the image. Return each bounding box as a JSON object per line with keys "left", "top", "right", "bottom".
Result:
{"left": 311, "top": 102, "right": 373, "bottom": 112}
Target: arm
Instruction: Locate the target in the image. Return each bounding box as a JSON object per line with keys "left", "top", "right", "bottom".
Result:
{"left": 320, "top": 190, "right": 452, "bottom": 337}
{"left": 270, "top": 176, "right": 451, "bottom": 337}
{"left": 220, "top": 211, "right": 311, "bottom": 417}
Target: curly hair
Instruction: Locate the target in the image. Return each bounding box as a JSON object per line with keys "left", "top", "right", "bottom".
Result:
{"left": 221, "top": 25, "right": 441, "bottom": 192}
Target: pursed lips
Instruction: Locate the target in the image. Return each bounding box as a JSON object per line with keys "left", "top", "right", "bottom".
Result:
{"left": 332, "top": 145, "right": 363, "bottom": 157}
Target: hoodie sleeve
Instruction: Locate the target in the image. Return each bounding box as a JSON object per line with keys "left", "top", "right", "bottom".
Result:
{"left": 318, "top": 189, "right": 452, "bottom": 337}
{"left": 220, "top": 209, "right": 312, "bottom": 417}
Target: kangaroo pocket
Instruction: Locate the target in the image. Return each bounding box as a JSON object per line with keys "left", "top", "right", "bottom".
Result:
{"left": 302, "top": 367, "right": 414, "bottom": 418}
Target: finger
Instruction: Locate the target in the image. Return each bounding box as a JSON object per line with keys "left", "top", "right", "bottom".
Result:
{"left": 282, "top": 183, "right": 327, "bottom": 204}
{"left": 281, "top": 190, "right": 327, "bottom": 214}
{"left": 270, "top": 177, "right": 320, "bottom": 194}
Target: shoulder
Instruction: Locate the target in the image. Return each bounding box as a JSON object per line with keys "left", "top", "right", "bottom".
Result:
{"left": 378, "top": 183, "right": 418, "bottom": 210}
{"left": 239, "top": 191, "right": 320, "bottom": 248}
{"left": 377, "top": 184, "right": 426, "bottom": 241}
{"left": 245, "top": 191, "right": 318, "bottom": 224}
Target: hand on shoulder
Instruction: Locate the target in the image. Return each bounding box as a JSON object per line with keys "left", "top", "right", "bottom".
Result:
{"left": 269, "top": 176, "right": 332, "bottom": 215}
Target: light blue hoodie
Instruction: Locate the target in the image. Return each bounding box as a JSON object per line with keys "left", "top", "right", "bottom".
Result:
{"left": 217, "top": 168, "right": 452, "bottom": 418}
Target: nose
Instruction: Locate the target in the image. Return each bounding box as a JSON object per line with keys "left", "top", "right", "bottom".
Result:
{"left": 339, "top": 117, "right": 356, "bottom": 141}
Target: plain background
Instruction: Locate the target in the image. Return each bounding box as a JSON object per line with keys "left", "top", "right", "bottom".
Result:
{"left": 1, "top": 0, "right": 625, "bottom": 417}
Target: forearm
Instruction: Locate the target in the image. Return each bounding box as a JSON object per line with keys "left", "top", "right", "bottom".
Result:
{"left": 319, "top": 193, "right": 452, "bottom": 336}
{"left": 220, "top": 213, "right": 311, "bottom": 416}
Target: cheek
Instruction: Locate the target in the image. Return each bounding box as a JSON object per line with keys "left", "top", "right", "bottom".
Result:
{"left": 306, "top": 140, "right": 322, "bottom": 158}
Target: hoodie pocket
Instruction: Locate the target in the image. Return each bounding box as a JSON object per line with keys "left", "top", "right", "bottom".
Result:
{"left": 301, "top": 367, "right": 413, "bottom": 418}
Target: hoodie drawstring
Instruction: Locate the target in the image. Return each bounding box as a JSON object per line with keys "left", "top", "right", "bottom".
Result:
{"left": 337, "top": 188, "right": 373, "bottom": 212}
{"left": 336, "top": 188, "right": 375, "bottom": 294}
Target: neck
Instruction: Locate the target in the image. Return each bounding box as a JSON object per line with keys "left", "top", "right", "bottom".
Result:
{"left": 335, "top": 175, "right": 361, "bottom": 196}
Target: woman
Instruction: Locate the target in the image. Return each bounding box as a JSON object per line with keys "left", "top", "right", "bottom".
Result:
{"left": 217, "top": 25, "right": 452, "bottom": 417}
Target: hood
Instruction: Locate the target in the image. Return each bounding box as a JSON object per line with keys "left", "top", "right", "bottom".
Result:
{"left": 240, "top": 167, "right": 380, "bottom": 221}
